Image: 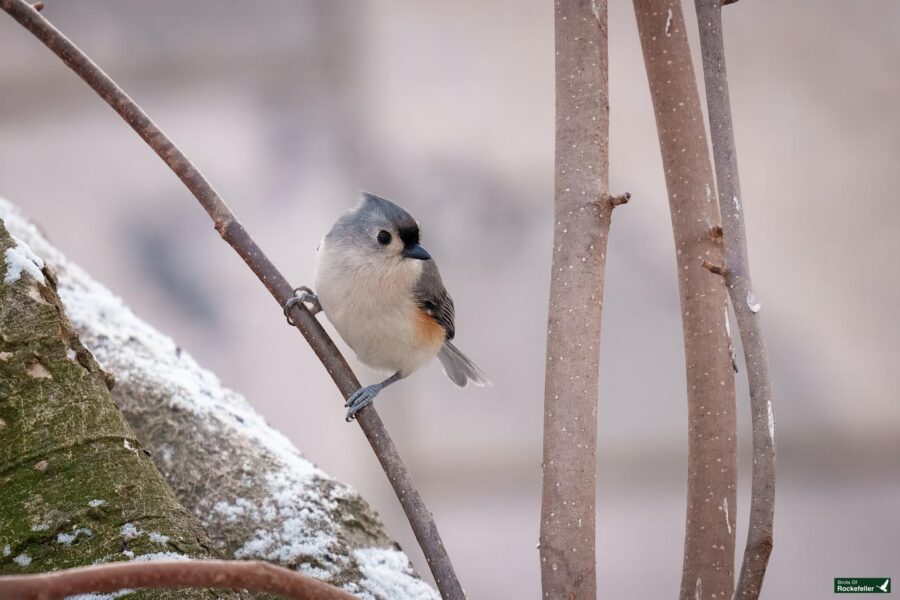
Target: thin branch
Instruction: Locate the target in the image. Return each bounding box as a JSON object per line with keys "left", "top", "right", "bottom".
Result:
{"left": 632, "top": 1, "right": 738, "bottom": 598}
{"left": 0, "top": 560, "right": 354, "bottom": 600}
{"left": 701, "top": 260, "right": 730, "bottom": 278}
{"left": 540, "top": 0, "right": 613, "bottom": 597}
{"left": 604, "top": 191, "right": 632, "bottom": 209}
{"left": 0, "top": 2, "right": 463, "bottom": 598}
{"left": 694, "top": 1, "right": 776, "bottom": 597}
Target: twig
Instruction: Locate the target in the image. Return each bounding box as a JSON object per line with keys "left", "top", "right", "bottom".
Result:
{"left": 701, "top": 260, "right": 730, "bottom": 278}
{"left": 632, "top": 2, "right": 738, "bottom": 598}
{"left": 604, "top": 192, "right": 631, "bottom": 209}
{"left": 0, "top": 2, "right": 463, "bottom": 598}
{"left": 540, "top": 1, "right": 614, "bottom": 597}
{"left": 0, "top": 560, "right": 354, "bottom": 600}
{"left": 694, "top": 1, "right": 776, "bottom": 597}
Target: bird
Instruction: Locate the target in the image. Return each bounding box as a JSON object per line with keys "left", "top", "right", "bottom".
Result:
{"left": 284, "top": 192, "right": 489, "bottom": 421}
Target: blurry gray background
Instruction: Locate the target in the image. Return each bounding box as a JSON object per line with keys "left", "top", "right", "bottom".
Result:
{"left": 1, "top": 1, "right": 898, "bottom": 597}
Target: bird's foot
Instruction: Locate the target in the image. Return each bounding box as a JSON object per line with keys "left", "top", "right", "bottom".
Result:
{"left": 284, "top": 286, "right": 321, "bottom": 325}
{"left": 345, "top": 383, "right": 384, "bottom": 422}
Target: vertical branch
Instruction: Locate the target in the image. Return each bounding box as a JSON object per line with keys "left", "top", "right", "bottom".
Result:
{"left": 694, "top": 2, "right": 776, "bottom": 598}
{"left": 0, "top": 2, "right": 463, "bottom": 598}
{"left": 540, "top": 0, "right": 617, "bottom": 596}
{"left": 632, "top": 2, "right": 738, "bottom": 599}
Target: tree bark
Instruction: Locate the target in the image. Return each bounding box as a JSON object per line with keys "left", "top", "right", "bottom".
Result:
{"left": 0, "top": 218, "right": 242, "bottom": 600}
{"left": 540, "top": 0, "right": 617, "bottom": 597}
{"left": 693, "top": 2, "right": 776, "bottom": 597}
{"left": 0, "top": 197, "right": 439, "bottom": 600}
{"left": 632, "top": 2, "right": 738, "bottom": 599}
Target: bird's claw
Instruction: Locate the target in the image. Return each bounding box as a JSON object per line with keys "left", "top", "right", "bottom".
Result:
{"left": 284, "top": 286, "right": 321, "bottom": 325}
{"left": 344, "top": 383, "right": 383, "bottom": 422}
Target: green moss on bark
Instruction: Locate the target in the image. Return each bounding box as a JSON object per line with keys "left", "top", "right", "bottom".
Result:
{"left": 0, "top": 220, "right": 242, "bottom": 599}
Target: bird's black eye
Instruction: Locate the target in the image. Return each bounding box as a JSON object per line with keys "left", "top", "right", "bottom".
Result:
{"left": 376, "top": 230, "right": 392, "bottom": 245}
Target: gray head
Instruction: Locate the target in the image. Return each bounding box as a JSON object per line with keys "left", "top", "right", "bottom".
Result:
{"left": 327, "top": 192, "right": 431, "bottom": 262}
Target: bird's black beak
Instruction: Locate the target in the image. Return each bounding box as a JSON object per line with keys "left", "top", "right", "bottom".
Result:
{"left": 402, "top": 243, "right": 431, "bottom": 260}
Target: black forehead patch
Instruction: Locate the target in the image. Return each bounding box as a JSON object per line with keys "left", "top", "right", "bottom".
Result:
{"left": 398, "top": 224, "right": 420, "bottom": 246}
{"left": 361, "top": 192, "right": 420, "bottom": 244}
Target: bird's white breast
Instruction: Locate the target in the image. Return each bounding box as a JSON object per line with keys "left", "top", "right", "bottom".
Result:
{"left": 314, "top": 238, "right": 439, "bottom": 377}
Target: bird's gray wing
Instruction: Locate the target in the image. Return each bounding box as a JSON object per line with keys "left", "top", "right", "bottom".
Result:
{"left": 414, "top": 260, "right": 455, "bottom": 341}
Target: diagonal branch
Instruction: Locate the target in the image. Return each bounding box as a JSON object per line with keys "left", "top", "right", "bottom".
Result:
{"left": 0, "top": 560, "right": 355, "bottom": 600}
{"left": 694, "top": 1, "right": 776, "bottom": 598}
{"left": 0, "top": 1, "right": 463, "bottom": 598}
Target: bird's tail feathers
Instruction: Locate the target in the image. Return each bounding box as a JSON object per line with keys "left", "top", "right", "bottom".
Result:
{"left": 438, "top": 342, "right": 491, "bottom": 388}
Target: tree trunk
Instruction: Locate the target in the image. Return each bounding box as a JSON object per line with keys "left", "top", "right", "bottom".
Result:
{"left": 0, "top": 218, "right": 242, "bottom": 599}
{"left": 540, "top": 0, "right": 614, "bottom": 597}
{"left": 632, "top": 2, "right": 738, "bottom": 599}
{"left": 0, "top": 197, "right": 439, "bottom": 600}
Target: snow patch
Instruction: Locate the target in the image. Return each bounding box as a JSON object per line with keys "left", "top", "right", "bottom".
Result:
{"left": 57, "top": 528, "right": 93, "bottom": 546}
{"left": 2, "top": 545, "right": 10, "bottom": 556}
{"left": 767, "top": 399, "right": 775, "bottom": 440}
{"left": 66, "top": 592, "right": 132, "bottom": 600}
{"left": 224, "top": 471, "right": 341, "bottom": 573}
{"left": 723, "top": 497, "right": 732, "bottom": 535}
{"left": 120, "top": 523, "right": 140, "bottom": 540}
{"left": 13, "top": 553, "right": 32, "bottom": 567}
{"left": 665, "top": 8, "right": 673, "bottom": 36}
{"left": 3, "top": 235, "right": 44, "bottom": 285}
{"left": 159, "top": 445, "right": 174, "bottom": 465}
{"left": 353, "top": 548, "right": 440, "bottom": 600}
{"left": 747, "top": 291, "right": 761, "bottom": 313}
{"left": 131, "top": 552, "right": 190, "bottom": 562}
{"left": 57, "top": 532, "right": 76, "bottom": 545}
{"left": 147, "top": 532, "right": 169, "bottom": 545}
{"left": 88, "top": 499, "right": 105, "bottom": 508}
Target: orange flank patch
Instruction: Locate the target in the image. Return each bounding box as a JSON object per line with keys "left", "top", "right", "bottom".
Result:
{"left": 414, "top": 308, "right": 446, "bottom": 350}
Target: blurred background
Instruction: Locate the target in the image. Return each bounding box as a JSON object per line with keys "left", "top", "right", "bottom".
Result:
{"left": 1, "top": 1, "right": 898, "bottom": 597}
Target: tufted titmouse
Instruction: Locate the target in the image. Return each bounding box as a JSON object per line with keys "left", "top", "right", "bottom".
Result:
{"left": 284, "top": 192, "right": 489, "bottom": 421}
